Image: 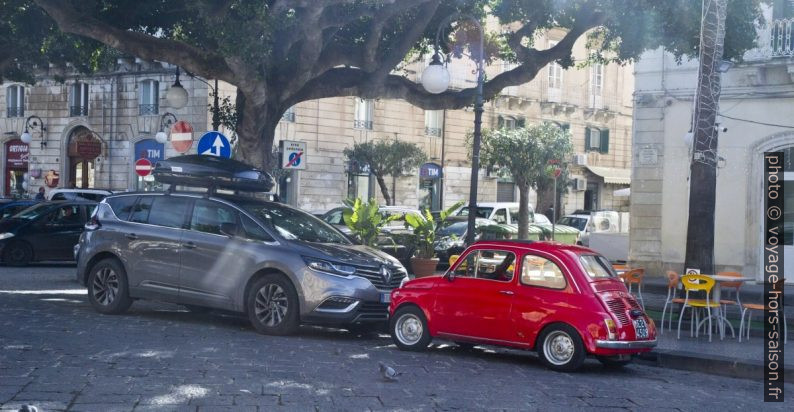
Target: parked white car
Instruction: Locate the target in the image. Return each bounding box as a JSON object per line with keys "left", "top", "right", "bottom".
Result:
{"left": 47, "top": 188, "right": 113, "bottom": 202}
{"left": 453, "top": 202, "right": 530, "bottom": 225}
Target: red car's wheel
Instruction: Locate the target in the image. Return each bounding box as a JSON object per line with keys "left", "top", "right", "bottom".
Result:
{"left": 390, "top": 306, "right": 431, "bottom": 351}
{"left": 537, "top": 324, "right": 586, "bottom": 371}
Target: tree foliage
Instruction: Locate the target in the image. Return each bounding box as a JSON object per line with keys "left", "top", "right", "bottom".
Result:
{"left": 478, "top": 123, "right": 574, "bottom": 239}
{"left": 343, "top": 140, "right": 427, "bottom": 205}
{"left": 1, "top": 0, "right": 763, "bottom": 168}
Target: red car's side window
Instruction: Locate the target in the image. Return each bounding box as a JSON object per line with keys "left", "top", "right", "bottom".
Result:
{"left": 453, "top": 249, "right": 516, "bottom": 282}
{"left": 520, "top": 254, "right": 567, "bottom": 289}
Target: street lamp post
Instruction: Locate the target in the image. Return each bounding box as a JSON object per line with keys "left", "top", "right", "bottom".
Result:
{"left": 422, "top": 14, "right": 485, "bottom": 246}
{"left": 20, "top": 115, "right": 47, "bottom": 148}
{"left": 155, "top": 112, "right": 178, "bottom": 144}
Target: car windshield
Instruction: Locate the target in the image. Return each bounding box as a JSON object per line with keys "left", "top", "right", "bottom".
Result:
{"left": 579, "top": 254, "right": 616, "bottom": 279}
{"left": 437, "top": 221, "right": 468, "bottom": 237}
{"left": 240, "top": 202, "right": 351, "bottom": 244}
{"left": 533, "top": 214, "right": 551, "bottom": 224}
{"left": 558, "top": 216, "right": 587, "bottom": 231}
{"left": 10, "top": 203, "right": 53, "bottom": 220}
{"left": 457, "top": 206, "right": 493, "bottom": 219}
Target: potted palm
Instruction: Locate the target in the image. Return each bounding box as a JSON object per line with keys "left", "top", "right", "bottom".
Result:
{"left": 404, "top": 201, "right": 464, "bottom": 277}
{"left": 341, "top": 198, "right": 399, "bottom": 247}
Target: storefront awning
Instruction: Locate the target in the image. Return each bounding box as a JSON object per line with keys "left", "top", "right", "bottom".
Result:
{"left": 585, "top": 166, "right": 631, "bottom": 185}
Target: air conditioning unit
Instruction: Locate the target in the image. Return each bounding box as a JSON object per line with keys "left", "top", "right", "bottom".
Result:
{"left": 573, "top": 153, "right": 588, "bottom": 166}
{"left": 573, "top": 178, "right": 586, "bottom": 191}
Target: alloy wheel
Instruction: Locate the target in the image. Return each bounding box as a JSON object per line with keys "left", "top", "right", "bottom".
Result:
{"left": 92, "top": 267, "right": 119, "bottom": 306}
{"left": 254, "top": 283, "right": 288, "bottom": 327}
{"left": 543, "top": 330, "right": 575, "bottom": 366}
{"left": 394, "top": 313, "right": 423, "bottom": 346}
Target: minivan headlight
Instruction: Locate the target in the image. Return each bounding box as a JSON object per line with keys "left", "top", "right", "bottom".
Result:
{"left": 0, "top": 232, "right": 14, "bottom": 240}
{"left": 303, "top": 257, "right": 356, "bottom": 277}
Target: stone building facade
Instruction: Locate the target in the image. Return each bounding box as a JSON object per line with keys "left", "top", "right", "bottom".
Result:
{"left": 630, "top": 3, "right": 794, "bottom": 280}
{"left": 2, "top": 31, "right": 633, "bottom": 218}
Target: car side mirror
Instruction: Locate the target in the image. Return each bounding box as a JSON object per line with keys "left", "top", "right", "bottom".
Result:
{"left": 219, "top": 222, "right": 238, "bottom": 237}
{"left": 445, "top": 271, "right": 456, "bottom": 282}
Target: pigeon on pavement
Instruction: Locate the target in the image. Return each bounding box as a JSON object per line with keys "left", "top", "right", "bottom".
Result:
{"left": 378, "top": 361, "right": 402, "bottom": 382}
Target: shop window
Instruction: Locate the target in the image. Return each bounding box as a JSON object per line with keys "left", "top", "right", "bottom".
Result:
{"left": 139, "top": 80, "right": 159, "bottom": 115}
{"left": 353, "top": 98, "right": 373, "bottom": 130}
{"left": 347, "top": 173, "right": 372, "bottom": 200}
{"left": 70, "top": 82, "right": 89, "bottom": 117}
{"left": 497, "top": 181, "right": 516, "bottom": 202}
{"left": 6, "top": 85, "right": 24, "bottom": 117}
{"left": 424, "top": 110, "right": 443, "bottom": 137}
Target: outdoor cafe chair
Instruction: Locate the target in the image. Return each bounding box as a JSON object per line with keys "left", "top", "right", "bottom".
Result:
{"left": 738, "top": 278, "right": 787, "bottom": 344}
{"left": 660, "top": 271, "right": 686, "bottom": 334}
{"left": 619, "top": 268, "right": 645, "bottom": 309}
{"left": 677, "top": 274, "right": 720, "bottom": 342}
{"left": 716, "top": 271, "right": 744, "bottom": 317}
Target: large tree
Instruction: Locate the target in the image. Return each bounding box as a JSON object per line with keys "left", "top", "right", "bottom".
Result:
{"left": 3, "top": 0, "right": 762, "bottom": 168}
{"left": 479, "top": 123, "right": 573, "bottom": 239}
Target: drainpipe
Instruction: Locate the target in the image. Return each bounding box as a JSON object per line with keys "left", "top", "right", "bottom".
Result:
{"left": 439, "top": 109, "right": 446, "bottom": 208}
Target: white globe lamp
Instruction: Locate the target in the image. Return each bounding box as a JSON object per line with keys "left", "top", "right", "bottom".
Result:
{"left": 20, "top": 131, "right": 32, "bottom": 144}
{"left": 155, "top": 130, "right": 168, "bottom": 144}
{"left": 421, "top": 53, "right": 450, "bottom": 94}
{"left": 166, "top": 84, "right": 188, "bottom": 110}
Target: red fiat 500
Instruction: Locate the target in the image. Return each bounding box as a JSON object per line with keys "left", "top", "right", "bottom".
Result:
{"left": 389, "top": 240, "right": 657, "bottom": 371}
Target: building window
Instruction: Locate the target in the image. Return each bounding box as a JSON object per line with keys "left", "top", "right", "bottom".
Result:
{"left": 282, "top": 106, "right": 296, "bottom": 122}
{"left": 353, "top": 98, "right": 373, "bottom": 130}
{"left": 497, "top": 115, "right": 525, "bottom": 130}
{"left": 589, "top": 62, "right": 604, "bottom": 109}
{"left": 6, "top": 85, "right": 24, "bottom": 118}
{"left": 547, "top": 41, "right": 563, "bottom": 102}
{"left": 424, "top": 110, "right": 443, "bottom": 137}
{"left": 70, "top": 82, "right": 89, "bottom": 117}
{"left": 585, "top": 127, "right": 609, "bottom": 154}
{"left": 139, "top": 80, "right": 159, "bottom": 116}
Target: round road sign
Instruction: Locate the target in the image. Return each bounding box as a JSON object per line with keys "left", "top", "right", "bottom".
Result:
{"left": 170, "top": 121, "right": 194, "bottom": 153}
{"left": 135, "top": 158, "right": 153, "bottom": 177}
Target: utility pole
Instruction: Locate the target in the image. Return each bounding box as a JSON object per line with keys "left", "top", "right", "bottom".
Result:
{"left": 684, "top": 0, "right": 728, "bottom": 274}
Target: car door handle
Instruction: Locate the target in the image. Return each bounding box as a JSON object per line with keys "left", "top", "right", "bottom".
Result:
{"left": 499, "top": 290, "right": 514, "bottom": 296}
{"left": 183, "top": 242, "right": 197, "bottom": 249}
{"left": 125, "top": 233, "right": 138, "bottom": 240}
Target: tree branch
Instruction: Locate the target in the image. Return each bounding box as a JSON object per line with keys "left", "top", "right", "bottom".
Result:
{"left": 34, "top": 0, "right": 238, "bottom": 84}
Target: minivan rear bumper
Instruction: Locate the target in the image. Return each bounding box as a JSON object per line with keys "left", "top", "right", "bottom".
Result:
{"left": 595, "top": 339, "right": 657, "bottom": 349}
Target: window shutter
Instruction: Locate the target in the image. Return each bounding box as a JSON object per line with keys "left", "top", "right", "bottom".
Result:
{"left": 585, "top": 127, "right": 591, "bottom": 150}
{"left": 516, "top": 117, "right": 526, "bottom": 128}
{"left": 600, "top": 129, "right": 610, "bottom": 154}
{"left": 497, "top": 116, "right": 505, "bottom": 129}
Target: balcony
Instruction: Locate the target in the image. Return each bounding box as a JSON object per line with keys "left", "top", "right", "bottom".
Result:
{"left": 353, "top": 120, "right": 373, "bottom": 130}
{"left": 744, "top": 18, "right": 794, "bottom": 61}
{"left": 70, "top": 105, "right": 89, "bottom": 117}
{"left": 139, "top": 104, "right": 159, "bottom": 116}
{"left": 6, "top": 106, "right": 24, "bottom": 118}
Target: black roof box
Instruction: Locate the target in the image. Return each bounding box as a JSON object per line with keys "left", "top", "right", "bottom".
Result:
{"left": 152, "top": 155, "right": 274, "bottom": 192}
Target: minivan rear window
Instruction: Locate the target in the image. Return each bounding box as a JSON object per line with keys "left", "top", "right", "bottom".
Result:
{"left": 579, "top": 254, "right": 616, "bottom": 279}
{"left": 106, "top": 196, "right": 137, "bottom": 220}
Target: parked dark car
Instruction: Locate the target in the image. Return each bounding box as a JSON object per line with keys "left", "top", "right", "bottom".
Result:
{"left": 0, "top": 200, "right": 97, "bottom": 265}
{"left": 434, "top": 218, "right": 500, "bottom": 265}
{"left": 0, "top": 200, "right": 39, "bottom": 221}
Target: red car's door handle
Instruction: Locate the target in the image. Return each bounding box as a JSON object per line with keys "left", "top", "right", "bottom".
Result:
{"left": 499, "top": 290, "right": 514, "bottom": 296}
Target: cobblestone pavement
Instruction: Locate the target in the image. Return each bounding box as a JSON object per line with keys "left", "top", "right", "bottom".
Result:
{"left": 1, "top": 265, "right": 791, "bottom": 411}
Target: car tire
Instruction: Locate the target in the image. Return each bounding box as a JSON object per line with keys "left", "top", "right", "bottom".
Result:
{"left": 2, "top": 241, "right": 33, "bottom": 266}
{"left": 246, "top": 274, "right": 299, "bottom": 336}
{"left": 597, "top": 356, "right": 633, "bottom": 369}
{"left": 537, "top": 324, "right": 586, "bottom": 372}
{"left": 87, "top": 258, "right": 133, "bottom": 315}
{"left": 390, "top": 306, "right": 432, "bottom": 351}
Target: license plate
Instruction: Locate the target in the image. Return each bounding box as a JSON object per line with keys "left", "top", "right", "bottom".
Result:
{"left": 380, "top": 292, "right": 391, "bottom": 304}
{"left": 633, "top": 318, "right": 649, "bottom": 339}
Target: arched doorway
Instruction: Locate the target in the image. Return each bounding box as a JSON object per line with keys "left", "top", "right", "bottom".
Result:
{"left": 67, "top": 127, "right": 102, "bottom": 189}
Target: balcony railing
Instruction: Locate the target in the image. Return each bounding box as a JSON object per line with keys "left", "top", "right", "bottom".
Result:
{"left": 353, "top": 120, "right": 373, "bottom": 130}
{"left": 745, "top": 18, "right": 794, "bottom": 60}
{"left": 6, "top": 107, "right": 24, "bottom": 118}
{"left": 139, "top": 104, "right": 159, "bottom": 116}
{"left": 425, "top": 127, "right": 442, "bottom": 137}
{"left": 70, "top": 105, "right": 89, "bottom": 117}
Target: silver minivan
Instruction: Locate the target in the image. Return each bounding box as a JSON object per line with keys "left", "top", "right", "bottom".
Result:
{"left": 75, "top": 191, "right": 407, "bottom": 335}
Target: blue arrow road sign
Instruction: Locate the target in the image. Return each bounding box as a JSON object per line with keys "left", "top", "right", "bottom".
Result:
{"left": 197, "top": 131, "right": 231, "bottom": 158}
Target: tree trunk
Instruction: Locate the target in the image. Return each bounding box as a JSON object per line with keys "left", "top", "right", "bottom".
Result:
{"left": 234, "top": 89, "right": 278, "bottom": 170}
{"left": 374, "top": 173, "right": 392, "bottom": 205}
{"left": 684, "top": 0, "right": 727, "bottom": 274}
{"left": 391, "top": 176, "right": 397, "bottom": 206}
{"left": 535, "top": 181, "right": 554, "bottom": 217}
{"left": 517, "top": 182, "right": 530, "bottom": 240}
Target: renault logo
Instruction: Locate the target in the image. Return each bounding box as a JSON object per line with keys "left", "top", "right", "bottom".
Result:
{"left": 380, "top": 266, "right": 392, "bottom": 284}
